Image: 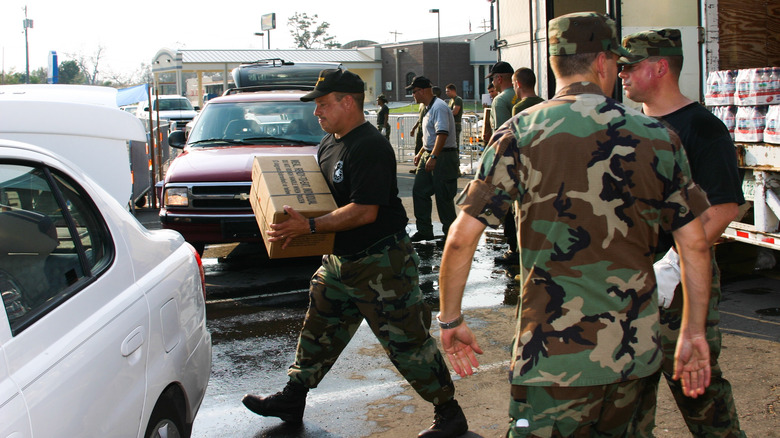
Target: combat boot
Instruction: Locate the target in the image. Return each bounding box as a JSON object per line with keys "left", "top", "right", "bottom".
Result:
{"left": 242, "top": 381, "right": 309, "bottom": 424}
{"left": 418, "top": 398, "right": 468, "bottom": 437}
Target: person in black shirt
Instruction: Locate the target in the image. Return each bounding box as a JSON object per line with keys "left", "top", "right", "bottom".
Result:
{"left": 376, "top": 94, "right": 390, "bottom": 141}
{"left": 620, "top": 29, "right": 745, "bottom": 437}
{"left": 242, "top": 68, "right": 468, "bottom": 438}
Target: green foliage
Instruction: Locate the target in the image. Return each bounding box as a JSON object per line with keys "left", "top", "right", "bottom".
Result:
{"left": 1, "top": 70, "right": 24, "bottom": 84}
{"left": 287, "top": 12, "right": 340, "bottom": 49}
{"left": 58, "top": 60, "right": 86, "bottom": 84}
{"left": 0, "top": 68, "right": 46, "bottom": 84}
{"left": 31, "top": 68, "right": 47, "bottom": 83}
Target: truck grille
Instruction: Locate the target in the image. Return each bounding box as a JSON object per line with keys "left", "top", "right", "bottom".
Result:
{"left": 169, "top": 117, "right": 194, "bottom": 131}
{"left": 189, "top": 183, "right": 252, "bottom": 210}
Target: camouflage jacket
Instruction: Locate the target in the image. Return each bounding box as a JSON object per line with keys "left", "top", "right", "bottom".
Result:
{"left": 457, "top": 82, "right": 709, "bottom": 387}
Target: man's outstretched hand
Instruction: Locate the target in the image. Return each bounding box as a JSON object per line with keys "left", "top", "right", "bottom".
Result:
{"left": 440, "top": 323, "right": 483, "bottom": 377}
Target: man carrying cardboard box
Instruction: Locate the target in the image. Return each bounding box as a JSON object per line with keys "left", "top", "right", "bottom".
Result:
{"left": 242, "top": 68, "right": 469, "bottom": 438}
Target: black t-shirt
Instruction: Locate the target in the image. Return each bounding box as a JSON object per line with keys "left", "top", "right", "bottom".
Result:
{"left": 317, "top": 121, "right": 408, "bottom": 255}
{"left": 656, "top": 102, "right": 745, "bottom": 253}
{"left": 377, "top": 104, "right": 389, "bottom": 126}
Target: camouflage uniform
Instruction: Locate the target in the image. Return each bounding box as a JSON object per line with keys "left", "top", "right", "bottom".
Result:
{"left": 288, "top": 233, "right": 455, "bottom": 405}
{"left": 286, "top": 117, "right": 455, "bottom": 406}
{"left": 456, "top": 14, "right": 709, "bottom": 434}
{"left": 620, "top": 29, "right": 746, "bottom": 438}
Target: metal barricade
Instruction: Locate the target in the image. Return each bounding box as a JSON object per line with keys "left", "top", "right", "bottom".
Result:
{"left": 459, "top": 114, "right": 483, "bottom": 175}
{"left": 368, "top": 111, "right": 484, "bottom": 175}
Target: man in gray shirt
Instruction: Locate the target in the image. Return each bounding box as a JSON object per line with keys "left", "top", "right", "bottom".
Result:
{"left": 409, "top": 76, "right": 459, "bottom": 242}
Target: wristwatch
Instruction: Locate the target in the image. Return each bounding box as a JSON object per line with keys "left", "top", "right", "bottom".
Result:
{"left": 430, "top": 154, "right": 437, "bottom": 160}
{"left": 309, "top": 217, "right": 316, "bottom": 234}
{"left": 436, "top": 313, "right": 463, "bottom": 329}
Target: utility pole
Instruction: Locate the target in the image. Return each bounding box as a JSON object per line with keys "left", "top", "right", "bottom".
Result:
{"left": 390, "top": 31, "right": 403, "bottom": 43}
{"left": 23, "top": 6, "right": 33, "bottom": 84}
{"left": 429, "top": 9, "right": 440, "bottom": 86}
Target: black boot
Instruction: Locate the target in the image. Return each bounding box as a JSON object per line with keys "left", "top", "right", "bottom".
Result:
{"left": 418, "top": 399, "right": 468, "bottom": 438}
{"left": 242, "top": 381, "right": 309, "bottom": 424}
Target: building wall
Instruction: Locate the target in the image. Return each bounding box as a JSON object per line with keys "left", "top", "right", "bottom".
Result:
{"left": 380, "top": 41, "right": 475, "bottom": 103}
{"left": 438, "top": 43, "right": 475, "bottom": 99}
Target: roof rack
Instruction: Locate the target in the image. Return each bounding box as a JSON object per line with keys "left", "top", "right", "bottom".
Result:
{"left": 242, "top": 58, "right": 295, "bottom": 67}
{"left": 231, "top": 61, "right": 342, "bottom": 89}
{"left": 222, "top": 84, "right": 315, "bottom": 95}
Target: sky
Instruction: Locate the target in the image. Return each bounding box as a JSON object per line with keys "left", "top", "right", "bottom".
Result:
{"left": 1, "top": 0, "right": 493, "bottom": 79}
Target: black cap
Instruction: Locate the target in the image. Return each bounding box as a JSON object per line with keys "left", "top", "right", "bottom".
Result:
{"left": 486, "top": 61, "right": 514, "bottom": 78}
{"left": 300, "top": 68, "right": 365, "bottom": 102}
{"left": 405, "top": 76, "right": 433, "bottom": 91}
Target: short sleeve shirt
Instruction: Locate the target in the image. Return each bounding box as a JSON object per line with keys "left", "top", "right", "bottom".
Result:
{"left": 377, "top": 104, "right": 389, "bottom": 127}
{"left": 512, "top": 96, "right": 545, "bottom": 116}
{"left": 655, "top": 102, "right": 745, "bottom": 253}
{"left": 449, "top": 95, "right": 463, "bottom": 125}
{"left": 422, "top": 97, "right": 457, "bottom": 150}
{"left": 317, "top": 122, "right": 408, "bottom": 255}
{"left": 457, "top": 82, "right": 709, "bottom": 387}
{"left": 491, "top": 88, "right": 516, "bottom": 130}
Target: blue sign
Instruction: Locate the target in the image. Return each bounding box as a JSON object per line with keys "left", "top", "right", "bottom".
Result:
{"left": 48, "top": 51, "right": 58, "bottom": 84}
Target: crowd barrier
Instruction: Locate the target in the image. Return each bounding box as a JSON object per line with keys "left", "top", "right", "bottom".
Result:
{"left": 366, "top": 113, "right": 485, "bottom": 175}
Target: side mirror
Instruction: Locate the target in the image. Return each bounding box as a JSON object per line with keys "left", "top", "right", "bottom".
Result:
{"left": 193, "top": 106, "right": 201, "bottom": 111}
{"left": 168, "top": 130, "right": 187, "bottom": 149}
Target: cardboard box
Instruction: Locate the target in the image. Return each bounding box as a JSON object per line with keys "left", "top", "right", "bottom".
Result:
{"left": 250, "top": 155, "right": 337, "bottom": 258}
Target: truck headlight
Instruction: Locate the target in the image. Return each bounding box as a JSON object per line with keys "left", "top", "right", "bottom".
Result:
{"left": 165, "top": 187, "right": 189, "bottom": 207}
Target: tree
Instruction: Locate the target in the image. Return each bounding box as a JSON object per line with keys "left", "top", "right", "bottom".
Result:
{"left": 30, "top": 67, "right": 47, "bottom": 83}
{"left": 287, "top": 12, "right": 340, "bottom": 49}
{"left": 58, "top": 60, "right": 86, "bottom": 84}
{"left": 68, "top": 46, "right": 105, "bottom": 85}
{"left": 1, "top": 69, "right": 24, "bottom": 84}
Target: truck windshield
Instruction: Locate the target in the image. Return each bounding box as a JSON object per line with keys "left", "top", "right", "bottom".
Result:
{"left": 155, "top": 98, "right": 194, "bottom": 111}
{"left": 187, "top": 101, "right": 324, "bottom": 146}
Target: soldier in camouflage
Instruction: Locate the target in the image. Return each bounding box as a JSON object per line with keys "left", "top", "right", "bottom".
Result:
{"left": 241, "top": 68, "right": 467, "bottom": 438}
{"left": 435, "top": 12, "right": 714, "bottom": 436}
{"left": 619, "top": 29, "right": 746, "bottom": 437}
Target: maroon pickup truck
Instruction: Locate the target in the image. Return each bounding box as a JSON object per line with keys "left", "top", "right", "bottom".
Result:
{"left": 160, "top": 61, "right": 336, "bottom": 254}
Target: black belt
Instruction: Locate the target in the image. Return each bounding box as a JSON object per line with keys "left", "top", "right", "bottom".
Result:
{"left": 338, "top": 230, "right": 408, "bottom": 260}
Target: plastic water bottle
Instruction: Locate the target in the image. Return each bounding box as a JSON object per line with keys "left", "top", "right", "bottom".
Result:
{"left": 770, "top": 67, "right": 780, "bottom": 104}
{"left": 757, "top": 68, "right": 771, "bottom": 104}
{"left": 706, "top": 71, "right": 721, "bottom": 106}
{"left": 765, "top": 105, "right": 780, "bottom": 144}
{"left": 724, "top": 70, "right": 737, "bottom": 101}
{"left": 735, "top": 69, "right": 750, "bottom": 105}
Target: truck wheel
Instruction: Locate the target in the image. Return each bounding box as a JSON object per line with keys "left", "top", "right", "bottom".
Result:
{"left": 192, "top": 242, "right": 206, "bottom": 256}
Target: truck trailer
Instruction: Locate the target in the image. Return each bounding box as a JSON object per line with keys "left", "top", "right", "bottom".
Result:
{"left": 494, "top": 0, "right": 780, "bottom": 253}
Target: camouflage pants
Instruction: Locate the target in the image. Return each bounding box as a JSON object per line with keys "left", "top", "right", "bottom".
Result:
{"left": 287, "top": 231, "right": 455, "bottom": 405}
{"left": 507, "top": 376, "right": 654, "bottom": 437}
{"left": 630, "top": 249, "right": 745, "bottom": 437}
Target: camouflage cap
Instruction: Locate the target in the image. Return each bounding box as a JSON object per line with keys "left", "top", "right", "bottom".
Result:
{"left": 619, "top": 28, "right": 684, "bottom": 65}
{"left": 548, "top": 11, "right": 639, "bottom": 61}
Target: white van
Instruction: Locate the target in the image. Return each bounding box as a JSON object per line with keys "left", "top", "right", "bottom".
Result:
{"left": 0, "top": 84, "right": 146, "bottom": 206}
